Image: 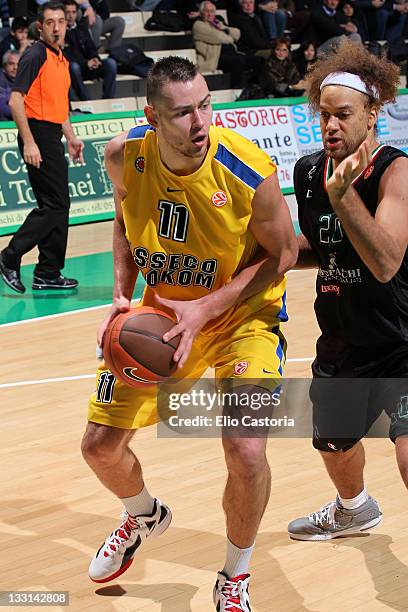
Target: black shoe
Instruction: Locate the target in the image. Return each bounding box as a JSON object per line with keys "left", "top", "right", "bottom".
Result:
{"left": 0, "top": 252, "right": 25, "bottom": 294}
{"left": 32, "top": 274, "right": 79, "bottom": 290}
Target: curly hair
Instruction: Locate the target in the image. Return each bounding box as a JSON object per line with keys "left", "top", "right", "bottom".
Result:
{"left": 306, "top": 40, "right": 400, "bottom": 111}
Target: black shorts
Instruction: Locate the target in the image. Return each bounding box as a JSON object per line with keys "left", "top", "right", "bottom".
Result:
{"left": 311, "top": 344, "right": 408, "bottom": 452}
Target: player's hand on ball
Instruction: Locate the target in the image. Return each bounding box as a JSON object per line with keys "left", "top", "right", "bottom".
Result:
{"left": 155, "top": 294, "right": 211, "bottom": 369}
{"left": 327, "top": 138, "right": 372, "bottom": 202}
{"left": 97, "top": 297, "right": 131, "bottom": 349}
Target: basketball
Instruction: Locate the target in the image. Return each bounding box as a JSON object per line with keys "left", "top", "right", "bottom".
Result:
{"left": 103, "top": 306, "right": 181, "bottom": 387}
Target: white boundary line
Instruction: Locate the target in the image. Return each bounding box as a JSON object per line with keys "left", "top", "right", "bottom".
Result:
{"left": 0, "top": 374, "right": 96, "bottom": 389}
{"left": 0, "top": 303, "right": 111, "bottom": 328}
{"left": 0, "top": 358, "right": 314, "bottom": 389}
{"left": 0, "top": 298, "right": 142, "bottom": 329}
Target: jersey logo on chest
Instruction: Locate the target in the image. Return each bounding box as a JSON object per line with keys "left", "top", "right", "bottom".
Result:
{"left": 211, "top": 191, "right": 228, "bottom": 207}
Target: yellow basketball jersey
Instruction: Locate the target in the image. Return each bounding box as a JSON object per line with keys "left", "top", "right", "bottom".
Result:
{"left": 122, "top": 124, "right": 287, "bottom": 332}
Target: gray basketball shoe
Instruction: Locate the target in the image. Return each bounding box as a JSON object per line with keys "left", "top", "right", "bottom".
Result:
{"left": 288, "top": 496, "right": 382, "bottom": 541}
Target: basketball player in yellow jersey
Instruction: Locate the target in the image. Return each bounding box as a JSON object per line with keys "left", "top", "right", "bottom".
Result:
{"left": 82, "top": 57, "right": 297, "bottom": 610}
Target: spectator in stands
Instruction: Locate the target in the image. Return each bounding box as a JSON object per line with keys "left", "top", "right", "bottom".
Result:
{"left": 258, "top": 0, "right": 288, "bottom": 39}
{"left": 0, "top": 0, "right": 10, "bottom": 39}
{"left": 354, "top": 0, "right": 407, "bottom": 43}
{"left": 228, "top": 0, "right": 273, "bottom": 58}
{"left": 89, "top": 0, "right": 125, "bottom": 51}
{"left": 341, "top": 0, "right": 368, "bottom": 39}
{"left": 64, "top": 0, "right": 117, "bottom": 100}
{"left": 184, "top": 0, "right": 228, "bottom": 25}
{"left": 258, "top": 36, "right": 304, "bottom": 95}
{"left": 379, "top": 0, "right": 407, "bottom": 44}
{"left": 352, "top": 0, "right": 383, "bottom": 40}
{"left": 26, "top": 0, "right": 98, "bottom": 42}
{"left": 293, "top": 39, "right": 316, "bottom": 78}
{"left": 77, "top": 0, "right": 98, "bottom": 25}
{"left": 27, "top": 0, "right": 98, "bottom": 35}
{"left": 0, "top": 50, "right": 19, "bottom": 121}
{"left": 0, "top": 18, "right": 32, "bottom": 65}
{"left": 311, "top": 0, "right": 362, "bottom": 54}
{"left": 193, "top": 0, "right": 263, "bottom": 87}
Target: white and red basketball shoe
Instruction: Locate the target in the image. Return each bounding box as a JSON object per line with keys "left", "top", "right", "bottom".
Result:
{"left": 89, "top": 498, "right": 172, "bottom": 583}
{"left": 213, "top": 571, "right": 252, "bottom": 611}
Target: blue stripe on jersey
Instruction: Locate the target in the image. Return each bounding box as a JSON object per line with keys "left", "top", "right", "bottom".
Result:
{"left": 277, "top": 290, "right": 288, "bottom": 322}
{"left": 127, "top": 125, "right": 155, "bottom": 140}
{"left": 275, "top": 336, "right": 284, "bottom": 376}
{"left": 214, "top": 143, "right": 265, "bottom": 190}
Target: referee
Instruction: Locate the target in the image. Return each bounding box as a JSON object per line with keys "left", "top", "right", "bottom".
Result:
{"left": 0, "top": 1, "right": 84, "bottom": 294}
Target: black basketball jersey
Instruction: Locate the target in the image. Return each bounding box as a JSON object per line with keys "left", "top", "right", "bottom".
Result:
{"left": 294, "top": 144, "right": 408, "bottom": 362}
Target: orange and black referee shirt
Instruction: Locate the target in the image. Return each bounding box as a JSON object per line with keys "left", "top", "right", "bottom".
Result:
{"left": 12, "top": 40, "right": 70, "bottom": 125}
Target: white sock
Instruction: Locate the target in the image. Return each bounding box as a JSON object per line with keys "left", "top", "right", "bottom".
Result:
{"left": 120, "top": 485, "right": 155, "bottom": 517}
{"left": 338, "top": 487, "right": 369, "bottom": 510}
{"left": 222, "top": 539, "right": 255, "bottom": 579}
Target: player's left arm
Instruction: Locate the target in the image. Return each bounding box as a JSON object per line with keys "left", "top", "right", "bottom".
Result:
{"left": 328, "top": 154, "right": 408, "bottom": 283}
{"left": 157, "top": 173, "right": 298, "bottom": 368}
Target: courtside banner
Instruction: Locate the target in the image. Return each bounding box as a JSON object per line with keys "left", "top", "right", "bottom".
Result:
{"left": 0, "top": 90, "right": 407, "bottom": 235}
{"left": 0, "top": 114, "right": 142, "bottom": 236}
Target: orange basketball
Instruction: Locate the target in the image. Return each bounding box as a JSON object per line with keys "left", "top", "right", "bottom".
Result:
{"left": 103, "top": 306, "right": 180, "bottom": 387}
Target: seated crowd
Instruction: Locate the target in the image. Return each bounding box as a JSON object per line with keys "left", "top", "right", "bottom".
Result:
{"left": 0, "top": 0, "right": 406, "bottom": 115}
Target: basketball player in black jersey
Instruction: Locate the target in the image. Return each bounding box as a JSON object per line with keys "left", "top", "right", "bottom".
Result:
{"left": 287, "top": 40, "right": 408, "bottom": 540}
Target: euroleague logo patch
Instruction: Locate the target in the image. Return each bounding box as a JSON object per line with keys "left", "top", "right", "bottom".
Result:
{"left": 234, "top": 361, "right": 248, "bottom": 375}
{"left": 364, "top": 164, "right": 374, "bottom": 180}
{"left": 211, "top": 191, "right": 227, "bottom": 207}
{"left": 135, "top": 156, "right": 145, "bottom": 173}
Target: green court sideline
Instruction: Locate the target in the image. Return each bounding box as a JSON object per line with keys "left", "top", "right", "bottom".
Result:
{"left": 0, "top": 251, "right": 145, "bottom": 325}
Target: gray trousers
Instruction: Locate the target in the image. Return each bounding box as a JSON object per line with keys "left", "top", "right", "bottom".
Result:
{"left": 91, "top": 15, "right": 125, "bottom": 50}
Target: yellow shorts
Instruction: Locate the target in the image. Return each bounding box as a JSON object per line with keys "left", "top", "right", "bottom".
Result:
{"left": 88, "top": 298, "right": 287, "bottom": 429}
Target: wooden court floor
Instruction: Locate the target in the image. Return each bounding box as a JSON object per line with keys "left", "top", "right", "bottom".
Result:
{"left": 1, "top": 222, "right": 408, "bottom": 612}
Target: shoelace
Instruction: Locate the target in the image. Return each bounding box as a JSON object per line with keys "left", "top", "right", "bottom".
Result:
{"left": 308, "top": 501, "right": 337, "bottom": 527}
{"left": 221, "top": 578, "right": 247, "bottom": 611}
{"left": 103, "top": 511, "right": 139, "bottom": 558}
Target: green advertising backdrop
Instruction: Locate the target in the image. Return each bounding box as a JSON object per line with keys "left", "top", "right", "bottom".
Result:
{"left": 0, "top": 112, "right": 145, "bottom": 236}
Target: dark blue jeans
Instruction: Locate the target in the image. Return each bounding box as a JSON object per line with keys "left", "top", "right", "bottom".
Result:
{"left": 375, "top": 7, "right": 407, "bottom": 44}
{"left": 261, "top": 9, "right": 287, "bottom": 39}
{"left": 70, "top": 58, "right": 117, "bottom": 100}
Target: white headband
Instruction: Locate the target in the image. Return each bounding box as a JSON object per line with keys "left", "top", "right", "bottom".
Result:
{"left": 320, "top": 72, "right": 379, "bottom": 99}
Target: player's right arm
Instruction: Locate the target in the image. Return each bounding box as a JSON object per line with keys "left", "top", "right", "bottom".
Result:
{"left": 97, "top": 132, "right": 139, "bottom": 348}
